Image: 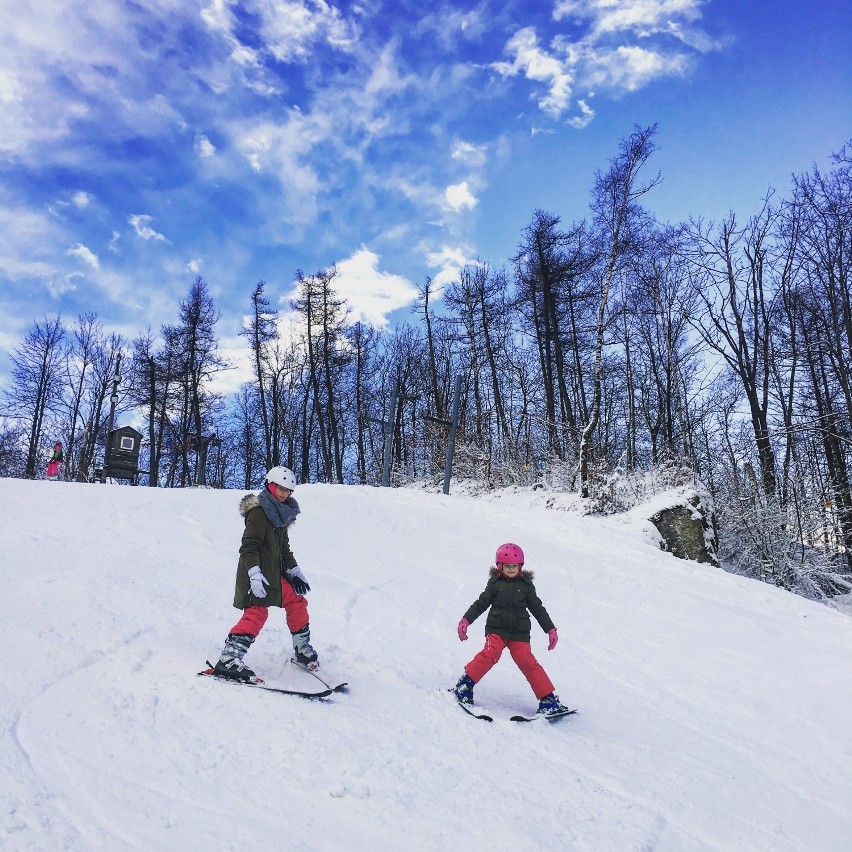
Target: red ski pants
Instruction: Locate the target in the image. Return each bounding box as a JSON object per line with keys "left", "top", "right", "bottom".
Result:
{"left": 465, "top": 633, "right": 554, "bottom": 700}
{"left": 229, "top": 578, "right": 309, "bottom": 637}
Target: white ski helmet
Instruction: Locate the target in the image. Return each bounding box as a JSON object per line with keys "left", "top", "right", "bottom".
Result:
{"left": 265, "top": 465, "right": 297, "bottom": 491}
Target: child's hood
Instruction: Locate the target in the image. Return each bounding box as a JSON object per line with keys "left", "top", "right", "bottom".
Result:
{"left": 239, "top": 493, "right": 260, "bottom": 517}
{"left": 238, "top": 491, "right": 301, "bottom": 524}
{"left": 489, "top": 565, "right": 534, "bottom": 581}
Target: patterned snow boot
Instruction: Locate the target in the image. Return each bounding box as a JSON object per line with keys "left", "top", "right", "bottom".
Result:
{"left": 213, "top": 633, "right": 257, "bottom": 682}
{"left": 452, "top": 673, "right": 475, "bottom": 705}
{"left": 292, "top": 624, "right": 319, "bottom": 670}
{"left": 536, "top": 692, "right": 568, "bottom": 717}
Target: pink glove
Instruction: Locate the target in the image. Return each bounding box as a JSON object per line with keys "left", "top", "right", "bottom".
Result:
{"left": 547, "top": 628, "right": 558, "bottom": 650}
{"left": 457, "top": 618, "right": 469, "bottom": 641}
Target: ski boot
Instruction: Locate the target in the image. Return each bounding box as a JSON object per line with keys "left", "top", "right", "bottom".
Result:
{"left": 536, "top": 692, "right": 569, "bottom": 717}
{"left": 292, "top": 624, "right": 319, "bottom": 670}
{"left": 213, "top": 633, "right": 257, "bottom": 682}
{"left": 452, "top": 673, "right": 475, "bottom": 706}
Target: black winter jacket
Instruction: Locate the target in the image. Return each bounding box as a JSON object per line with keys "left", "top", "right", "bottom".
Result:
{"left": 463, "top": 567, "right": 555, "bottom": 642}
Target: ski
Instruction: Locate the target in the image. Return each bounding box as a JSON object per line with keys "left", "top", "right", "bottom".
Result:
{"left": 510, "top": 708, "right": 578, "bottom": 723}
{"left": 198, "top": 665, "right": 332, "bottom": 699}
{"left": 444, "top": 689, "right": 492, "bottom": 721}
{"left": 289, "top": 657, "right": 348, "bottom": 692}
{"left": 458, "top": 701, "right": 493, "bottom": 722}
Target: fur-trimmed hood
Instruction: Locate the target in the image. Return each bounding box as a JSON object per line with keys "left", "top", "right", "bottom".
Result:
{"left": 489, "top": 565, "right": 534, "bottom": 581}
{"left": 238, "top": 491, "right": 300, "bottom": 527}
{"left": 239, "top": 493, "right": 260, "bottom": 517}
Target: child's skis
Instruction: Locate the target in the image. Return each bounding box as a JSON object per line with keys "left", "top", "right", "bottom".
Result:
{"left": 510, "top": 708, "right": 578, "bottom": 723}
{"left": 444, "top": 689, "right": 493, "bottom": 721}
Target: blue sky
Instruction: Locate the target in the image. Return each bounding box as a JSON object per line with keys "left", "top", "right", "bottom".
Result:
{"left": 1, "top": 0, "right": 850, "bottom": 390}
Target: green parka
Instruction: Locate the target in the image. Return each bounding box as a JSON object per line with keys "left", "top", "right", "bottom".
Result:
{"left": 463, "top": 567, "right": 556, "bottom": 643}
{"left": 233, "top": 492, "right": 299, "bottom": 609}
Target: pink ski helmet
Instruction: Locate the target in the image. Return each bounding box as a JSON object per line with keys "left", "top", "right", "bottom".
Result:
{"left": 495, "top": 542, "right": 524, "bottom": 567}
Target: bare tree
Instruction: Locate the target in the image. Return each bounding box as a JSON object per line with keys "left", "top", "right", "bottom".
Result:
{"left": 626, "top": 226, "right": 701, "bottom": 465}
{"left": 128, "top": 328, "right": 178, "bottom": 488}
{"left": 4, "top": 316, "right": 66, "bottom": 478}
{"left": 62, "top": 313, "right": 124, "bottom": 482}
{"left": 344, "top": 321, "right": 381, "bottom": 484}
{"left": 514, "top": 212, "right": 597, "bottom": 460}
{"left": 291, "top": 267, "right": 350, "bottom": 482}
{"left": 413, "top": 277, "right": 445, "bottom": 420}
{"left": 178, "top": 278, "right": 227, "bottom": 485}
{"left": 684, "top": 197, "right": 786, "bottom": 502}
{"left": 240, "top": 281, "right": 279, "bottom": 469}
{"left": 785, "top": 146, "right": 852, "bottom": 568}
{"left": 579, "top": 125, "right": 661, "bottom": 497}
{"left": 0, "top": 420, "right": 27, "bottom": 477}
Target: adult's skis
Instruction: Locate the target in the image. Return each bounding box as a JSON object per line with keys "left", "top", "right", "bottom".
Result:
{"left": 198, "top": 664, "right": 332, "bottom": 699}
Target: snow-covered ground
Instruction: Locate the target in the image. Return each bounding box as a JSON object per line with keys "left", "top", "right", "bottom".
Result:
{"left": 2, "top": 477, "right": 851, "bottom": 851}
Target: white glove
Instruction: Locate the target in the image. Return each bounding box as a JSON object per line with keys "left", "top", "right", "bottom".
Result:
{"left": 248, "top": 565, "right": 269, "bottom": 598}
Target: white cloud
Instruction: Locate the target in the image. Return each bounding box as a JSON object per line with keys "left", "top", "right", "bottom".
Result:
{"left": 199, "top": 0, "right": 233, "bottom": 35}
{"left": 195, "top": 134, "right": 216, "bottom": 158}
{"left": 333, "top": 247, "right": 419, "bottom": 327}
{"left": 0, "top": 204, "right": 63, "bottom": 287}
{"left": 66, "top": 242, "right": 99, "bottom": 269}
{"left": 444, "top": 181, "right": 478, "bottom": 212}
{"left": 260, "top": 0, "right": 359, "bottom": 62}
{"left": 554, "top": 0, "right": 704, "bottom": 38}
{"left": 491, "top": 27, "right": 574, "bottom": 118}
{"left": 187, "top": 258, "right": 203, "bottom": 274}
{"left": 417, "top": 6, "right": 488, "bottom": 49}
{"left": 567, "top": 98, "right": 595, "bottom": 128}
{"left": 46, "top": 271, "right": 83, "bottom": 298}
{"left": 202, "top": 0, "right": 359, "bottom": 68}
{"left": 231, "top": 111, "right": 326, "bottom": 234}
{"left": 128, "top": 214, "right": 167, "bottom": 242}
{"left": 426, "top": 245, "right": 476, "bottom": 288}
{"left": 47, "top": 190, "right": 93, "bottom": 216}
{"left": 451, "top": 140, "right": 487, "bottom": 168}
{"left": 0, "top": 66, "right": 20, "bottom": 103}
{"left": 586, "top": 45, "right": 689, "bottom": 91}
{"left": 495, "top": 0, "right": 716, "bottom": 122}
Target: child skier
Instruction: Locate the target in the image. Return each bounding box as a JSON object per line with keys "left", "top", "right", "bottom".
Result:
{"left": 212, "top": 466, "right": 319, "bottom": 682}
{"left": 45, "top": 442, "right": 63, "bottom": 480}
{"left": 452, "top": 542, "right": 569, "bottom": 717}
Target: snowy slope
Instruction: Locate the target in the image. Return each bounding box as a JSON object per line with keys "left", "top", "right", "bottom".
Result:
{"left": 1, "top": 478, "right": 851, "bottom": 851}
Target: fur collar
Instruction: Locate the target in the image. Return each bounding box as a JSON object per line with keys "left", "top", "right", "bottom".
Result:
{"left": 238, "top": 491, "right": 300, "bottom": 528}
{"left": 239, "top": 493, "right": 260, "bottom": 517}
{"left": 489, "top": 565, "right": 534, "bottom": 581}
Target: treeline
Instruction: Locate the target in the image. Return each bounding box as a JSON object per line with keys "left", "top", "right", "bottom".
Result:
{"left": 2, "top": 126, "right": 851, "bottom": 601}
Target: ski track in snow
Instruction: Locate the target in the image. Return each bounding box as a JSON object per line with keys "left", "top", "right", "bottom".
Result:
{"left": 1, "top": 478, "right": 851, "bottom": 851}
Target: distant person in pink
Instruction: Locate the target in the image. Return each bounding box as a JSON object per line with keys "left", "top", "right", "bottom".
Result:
{"left": 45, "top": 442, "right": 63, "bottom": 480}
